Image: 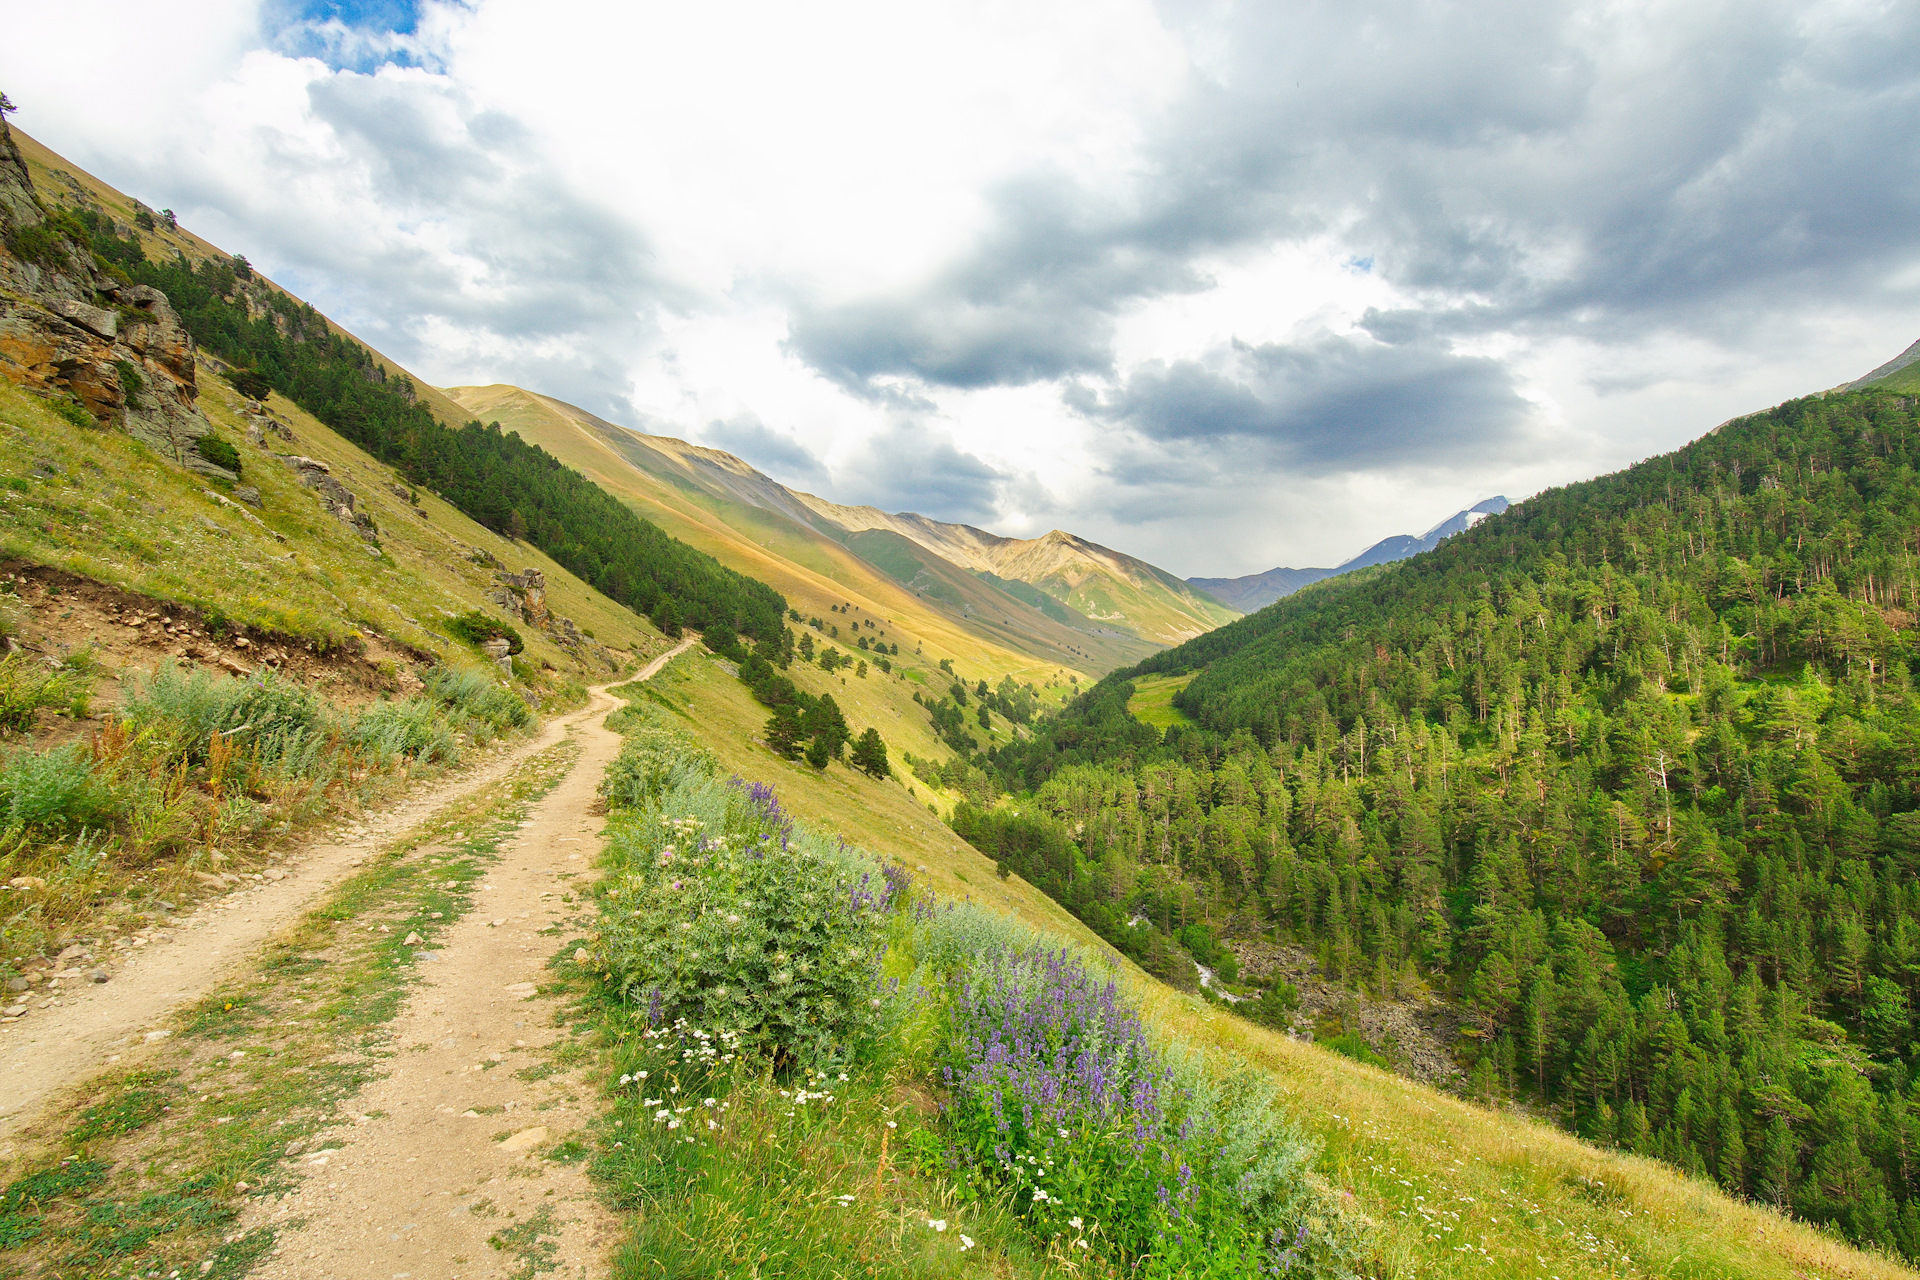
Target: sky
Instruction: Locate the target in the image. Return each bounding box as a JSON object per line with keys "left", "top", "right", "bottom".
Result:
{"left": 6, "top": 0, "right": 1920, "bottom": 577}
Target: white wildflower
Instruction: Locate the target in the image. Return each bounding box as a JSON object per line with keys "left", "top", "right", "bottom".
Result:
{"left": 928, "top": 1219, "right": 947, "bottom": 1232}
{"left": 959, "top": 1234, "right": 975, "bottom": 1251}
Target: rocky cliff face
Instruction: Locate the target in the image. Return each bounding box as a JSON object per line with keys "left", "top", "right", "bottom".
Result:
{"left": 0, "top": 115, "right": 221, "bottom": 474}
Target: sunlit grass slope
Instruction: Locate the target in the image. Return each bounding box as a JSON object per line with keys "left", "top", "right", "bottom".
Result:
{"left": 658, "top": 651, "right": 1916, "bottom": 1280}
{"left": 5, "top": 130, "right": 668, "bottom": 675}
{"left": 442, "top": 383, "right": 1149, "bottom": 676}
{"left": 0, "top": 372, "right": 662, "bottom": 677}
{"left": 1126, "top": 671, "right": 1196, "bottom": 730}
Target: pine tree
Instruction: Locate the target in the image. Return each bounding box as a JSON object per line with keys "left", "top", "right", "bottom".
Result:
{"left": 852, "top": 727, "right": 891, "bottom": 779}
{"left": 764, "top": 706, "right": 804, "bottom": 759}
{"left": 1760, "top": 1116, "right": 1799, "bottom": 1209}
{"left": 805, "top": 694, "right": 850, "bottom": 758}
{"left": 804, "top": 735, "right": 831, "bottom": 770}
{"left": 1716, "top": 1099, "right": 1746, "bottom": 1195}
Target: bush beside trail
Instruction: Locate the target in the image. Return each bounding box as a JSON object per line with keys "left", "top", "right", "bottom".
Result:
{"left": 0, "top": 658, "right": 535, "bottom": 971}
{"left": 578, "top": 702, "right": 1374, "bottom": 1277}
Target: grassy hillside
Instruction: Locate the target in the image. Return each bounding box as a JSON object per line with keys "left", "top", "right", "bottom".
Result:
{"left": 442, "top": 384, "right": 1135, "bottom": 677}
{"left": 1125, "top": 671, "right": 1195, "bottom": 730}
{"left": 787, "top": 493, "right": 1241, "bottom": 646}
{"left": 0, "top": 373, "right": 660, "bottom": 679}
{"left": 7, "top": 127, "right": 771, "bottom": 655}
{"left": 443, "top": 383, "right": 1228, "bottom": 660}
{"left": 649, "top": 646, "right": 1918, "bottom": 1280}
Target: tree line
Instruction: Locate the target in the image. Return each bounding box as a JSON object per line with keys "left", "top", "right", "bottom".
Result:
{"left": 963, "top": 387, "right": 1920, "bottom": 1260}
{"left": 74, "top": 212, "right": 786, "bottom": 648}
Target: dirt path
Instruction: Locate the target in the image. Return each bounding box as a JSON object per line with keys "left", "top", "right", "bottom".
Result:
{"left": 0, "top": 636, "right": 694, "bottom": 1150}
{"left": 242, "top": 658, "right": 640, "bottom": 1280}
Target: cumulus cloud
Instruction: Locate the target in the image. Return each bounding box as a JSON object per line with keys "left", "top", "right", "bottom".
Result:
{"left": 12, "top": 0, "right": 1920, "bottom": 572}
{"left": 1083, "top": 334, "right": 1531, "bottom": 475}
{"left": 701, "top": 415, "right": 827, "bottom": 486}
{"left": 787, "top": 1, "right": 1920, "bottom": 399}
{"left": 834, "top": 420, "right": 1007, "bottom": 522}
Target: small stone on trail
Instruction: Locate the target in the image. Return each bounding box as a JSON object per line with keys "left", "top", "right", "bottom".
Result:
{"left": 403, "top": 932, "right": 422, "bottom": 946}
{"left": 499, "top": 1126, "right": 547, "bottom": 1152}
{"left": 144, "top": 1029, "right": 171, "bottom": 1042}
{"left": 88, "top": 969, "right": 109, "bottom": 984}
{"left": 573, "top": 948, "right": 590, "bottom": 964}
{"left": 491, "top": 919, "right": 506, "bottom": 927}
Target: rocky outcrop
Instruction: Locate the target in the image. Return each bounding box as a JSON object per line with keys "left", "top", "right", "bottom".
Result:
{"left": 489, "top": 565, "right": 618, "bottom": 671}
{"left": 280, "top": 455, "right": 378, "bottom": 542}
{"left": 0, "top": 116, "right": 218, "bottom": 468}
{"left": 491, "top": 568, "right": 548, "bottom": 627}
{"left": 241, "top": 399, "right": 294, "bottom": 447}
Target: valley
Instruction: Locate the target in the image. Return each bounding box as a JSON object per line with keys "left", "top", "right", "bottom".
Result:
{"left": 3, "top": 84, "right": 1920, "bottom": 1280}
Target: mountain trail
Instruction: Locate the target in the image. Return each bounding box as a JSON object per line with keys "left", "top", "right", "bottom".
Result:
{"left": 241, "top": 640, "right": 665, "bottom": 1279}
{"left": 0, "top": 635, "right": 693, "bottom": 1156}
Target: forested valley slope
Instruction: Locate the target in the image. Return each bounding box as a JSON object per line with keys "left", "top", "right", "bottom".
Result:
{"left": 963, "top": 380, "right": 1920, "bottom": 1261}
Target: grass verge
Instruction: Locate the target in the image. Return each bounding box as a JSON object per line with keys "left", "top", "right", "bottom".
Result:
{"left": 0, "top": 738, "right": 579, "bottom": 1280}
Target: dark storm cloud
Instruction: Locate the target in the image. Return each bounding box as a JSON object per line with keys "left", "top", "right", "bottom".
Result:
{"left": 786, "top": 173, "right": 1212, "bottom": 392}
{"left": 834, "top": 421, "right": 1006, "bottom": 522}
{"left": 1085, "top": 333, "right": 1529, "bottom": 476}
{"left": 789, "top": 1, "right": 1920, "bottom": 397}
{"left": 702, "top": 415, "right": 828, "bottom": 486}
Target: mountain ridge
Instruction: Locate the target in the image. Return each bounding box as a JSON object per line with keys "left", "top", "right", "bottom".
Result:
{"left": 1189, "top": 495, "right": 1509, "bottom": 612}
{"left": 443, "top": 383, "right": 1238, "bottom": 651}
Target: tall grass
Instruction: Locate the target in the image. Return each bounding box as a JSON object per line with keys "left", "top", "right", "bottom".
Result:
{"left": 0, "top": 660, "right": 536, "bottom": 972}
{"left": 0, "top": 651, "right": 91, "bottom": 733}
{"left": 422, "top": 666, "right": 532, "bottom": 739}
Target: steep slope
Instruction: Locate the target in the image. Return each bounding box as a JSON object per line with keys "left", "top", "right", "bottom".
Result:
{"left": 1848, "top": 336, "right": 1920, "bottom": 391}
{"left": 787, "top": 493, "right": 1239, "bottom": 645}
{"left": 650, "top": 621, "right": 1918, "bottom": 1280}
{"left": 1189, "top": 496, "right": 1509, "bottom": 611}
{"left": 6, "top": 124, "right": 783, "bottom": 657}
{"left": 443, "top": 383, "right": 1157, "bottom": 675}
{"left": 996, "top": 382, "right": 1920, "bottom": 1263}
{"left": 445, "top": 384, "right": 1234, "bottom": 651}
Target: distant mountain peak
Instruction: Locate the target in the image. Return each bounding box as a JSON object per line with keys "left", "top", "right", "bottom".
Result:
{"left": 1190, "top": 496, "right": 1510, "bottom": 613}
{"left": 442, "top": 382, "right": 1240, "bottom": 649}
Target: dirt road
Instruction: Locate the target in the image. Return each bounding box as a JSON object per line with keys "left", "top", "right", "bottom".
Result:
{"left": 245, "top": 651, "right": 643, "bottom": 1279}
{"left": 0, "top": 636, "right": 693, "bottom": 1152}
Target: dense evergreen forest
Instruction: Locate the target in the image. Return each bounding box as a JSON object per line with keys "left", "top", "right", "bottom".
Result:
{"left": 962, "top": 386, "right": 1920, "bottom": 1259}
{"left": 76, "top": 215, "right": 785, "bottom": 646}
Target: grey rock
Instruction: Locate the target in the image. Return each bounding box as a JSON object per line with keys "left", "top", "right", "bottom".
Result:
{"left": 234, "top": 485, "right": 262, "bottom": 508}
{"left": 51, "top": 299, "right": 117, "bottom": 339}
{"left": 88, "top": 968, "right": 109, "bottom": 983}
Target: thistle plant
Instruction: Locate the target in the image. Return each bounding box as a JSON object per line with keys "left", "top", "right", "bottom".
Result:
{"left": 597, "top": 758, "right": 905, "bottom": 1066}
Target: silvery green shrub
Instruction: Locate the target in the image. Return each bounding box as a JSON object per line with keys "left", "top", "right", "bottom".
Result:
{"left": 596, "top": 712, "right": 903, "bottom": 1066}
